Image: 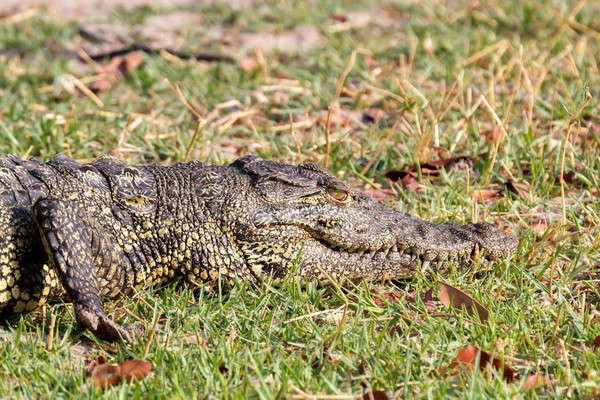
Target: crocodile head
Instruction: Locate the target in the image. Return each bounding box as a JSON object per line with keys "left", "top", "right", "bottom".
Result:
{"left": 221, "top": 156, "right": 518, "bottom": 282}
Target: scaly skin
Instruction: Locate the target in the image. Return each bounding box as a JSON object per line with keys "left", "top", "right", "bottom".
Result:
{"left": 0, "top": 154, "right": 518, "bottom": 341}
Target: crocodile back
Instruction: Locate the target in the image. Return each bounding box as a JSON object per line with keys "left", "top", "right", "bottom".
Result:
{"left": 0, "top": 156, "right": 50, "bottom": 208}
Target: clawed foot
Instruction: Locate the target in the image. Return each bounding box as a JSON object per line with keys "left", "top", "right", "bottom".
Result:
{"left": 92, "top": 315, "right": 136, "bottom": 342}
{"left": 74, "top": 304, "right": 142, "bottom": 343}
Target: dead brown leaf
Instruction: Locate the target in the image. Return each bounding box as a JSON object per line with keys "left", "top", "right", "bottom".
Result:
{"left": 481, "top": 126, "right": 504, "bottom": 144}
{"left": 86, "top": 355, "right": 107, "bottom": 373}
{"left": 90, "top": 363, "right": 122, "bottom": 389}
{"left": 401, "top": 174, "right": 421, "bottom": 192}
{"left": 88, "top": 357, "right": 151, "bottom": 389}
{"left": 591, "top": 335, "right": 600, "bottom": 350}
{"left": 88, "top": 53, "right": 143, "bottom": 92}
{"left": 521, "top": 374, "right": 550, "bottom": 391}
{"left": 240, "top": 57, "right": 257, "bottom": 72}
{"left": 361, "top": 108, "right": 385, "bottom": 124}
{"left": 470, "top": 188, "right": 502, "bottom": 202}
{"left": 504, "top": 178, "right": 532, "bottom": 199}
{"left": 444, "top": 344, "right": 516, "bottom": 382}
{"left": 531, "top": 220, "right": 549, "bottom": 238}
{"left": 330, "top": 14, "right": 348, "bottom": 23}
{"left": 361, "top": 390, "right": 390, "bottom": 400}
{"left": 385, "top": 155, "right": 476, "bottom": 191}
{"left": 118, "top": 360, "right": 152, "bottom": 383}
{"left": 88, "top": 78, "right": 112, "bottom": 92}
{"left": 363, "top": 187, "right": 397, "bottom": 202}
{"left": 437, "top": 281, "right": 489, "bottom": 323}
{"left": 121, "top": 53, "right": 143, "bottom": 74}
{"left": 423, "top": 287, "right": 437, "bottom": 312}
{"left": 371, "top": 286, "right": 404, "bottom": 308}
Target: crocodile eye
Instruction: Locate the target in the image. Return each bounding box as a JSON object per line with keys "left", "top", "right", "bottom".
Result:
{"left": 328, "top": 189, "right": 349, "bottom": 202}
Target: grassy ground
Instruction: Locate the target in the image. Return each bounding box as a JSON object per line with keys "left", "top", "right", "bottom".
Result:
{"left": 1, "top": 0, "right": 600, "bottom": 398}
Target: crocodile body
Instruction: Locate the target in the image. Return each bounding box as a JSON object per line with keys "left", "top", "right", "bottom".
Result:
{"left": 0, "top": 155, "right": 518, "bottom": 341}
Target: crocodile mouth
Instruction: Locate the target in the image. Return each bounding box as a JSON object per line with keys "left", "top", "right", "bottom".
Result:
{"left": 309, "top": 236, "right": 496, "bottom": 276}
{"left": 248, "top": 222, "right": 514, "bottom": 280}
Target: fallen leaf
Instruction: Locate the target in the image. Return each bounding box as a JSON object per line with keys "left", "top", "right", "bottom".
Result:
{"left": 363, "top": 187, "right": 397, "bottom": 202}
{"left": 240, "top": 57, "right": 257, "bottom": 71}
{"left": 521, "top": 374, "right": 549, "bottom": 391}
{"left": 504, "top": 179, "right": 532, "bottom": 199}
{"left": 481, "top": 126, "right": 504, "bottom": 144}
{"left": 361, "top": 108, "right": 385, "bottom": 124}
{"left": 361, "top": 390, "right": 390, "bottom": 400}
{"left": 447, "top": 344, "right": 478, "bottom": 373}
{"left": 86, "top": 355, "right": 107, "bottom": 373}
{"left": 88, "top": 53, "right": 143, "bottom": 92}
{"left": 330, "top": 14, "right": 348, "bottom": 23}
{"left": 422, "top": 287, "right": 437, "bottom": 312}
{"left": 445, "top": 344, "right": 516, "bottom": 382}
{"left": 540, "top": 278, "right": 551, "bottom": 288}
{"left": 90, "top": 364, "right": 122, "bottom": 389}
{"left": 401, "top": 174, "right": 421, "bottom": 192}
{"left": 118, "top": 359, "right": 152, "bottom": 383}
{"left": 591, "top": 335, "right": 600, "bottom": 350}
{"left": 371, "top": 287, "right": 404, "bottom": 307}
{"left": 437, "top": 281, "right": 489, "bottom": 323}
{"left": 88, "top": 358, "right": 151, "bottom": 389}
{"left": 88, "top": 78, "right": 112, "bottom": 92}
{"left": 470, "top": 188, "right": 502, "bottom": 202}
{"left": 531, "top": 220, "right": 548, "bottom": 238}
{"left": 122, "top": 53, "right": 143, "bottom": 74}
{"left": 385, "top": 156, "right": 476, "bottom": 190}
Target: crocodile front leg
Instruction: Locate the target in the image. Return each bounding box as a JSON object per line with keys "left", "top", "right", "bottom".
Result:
{"left": 33, "top": 197, "right": 133, "bottom": 342}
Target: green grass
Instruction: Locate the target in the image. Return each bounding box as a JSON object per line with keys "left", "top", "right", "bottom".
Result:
{"left": 1, "top": 0, "right": 600, "bottom": 398}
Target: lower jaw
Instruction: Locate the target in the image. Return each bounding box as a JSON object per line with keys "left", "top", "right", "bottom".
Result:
{"left": 297, "top": 244, "right": 495, "bottom": 281}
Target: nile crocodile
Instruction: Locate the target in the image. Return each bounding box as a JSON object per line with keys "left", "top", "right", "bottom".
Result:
{"left": 0, "top": 155, "right": 518, "bottom": 341}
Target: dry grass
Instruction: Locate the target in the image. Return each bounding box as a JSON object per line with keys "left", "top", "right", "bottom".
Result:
{"left": 0, "top": 0, "right": 599, "bottom": 398}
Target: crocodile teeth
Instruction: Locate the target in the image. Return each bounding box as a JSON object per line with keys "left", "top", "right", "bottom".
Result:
{"left": 421, "top": 260, "right": 430, "bottom": 272}
{"left": 369, "top": 250, "right": 376, "bottom": 258}
{"left": 382, "top": 247, "right": 390, "bottom": 257}
{"left": 391, "top": 244, "right": 398, "bottom": 252}
{"left": 357, "top": 250, "right": 366, "bottom": 257}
